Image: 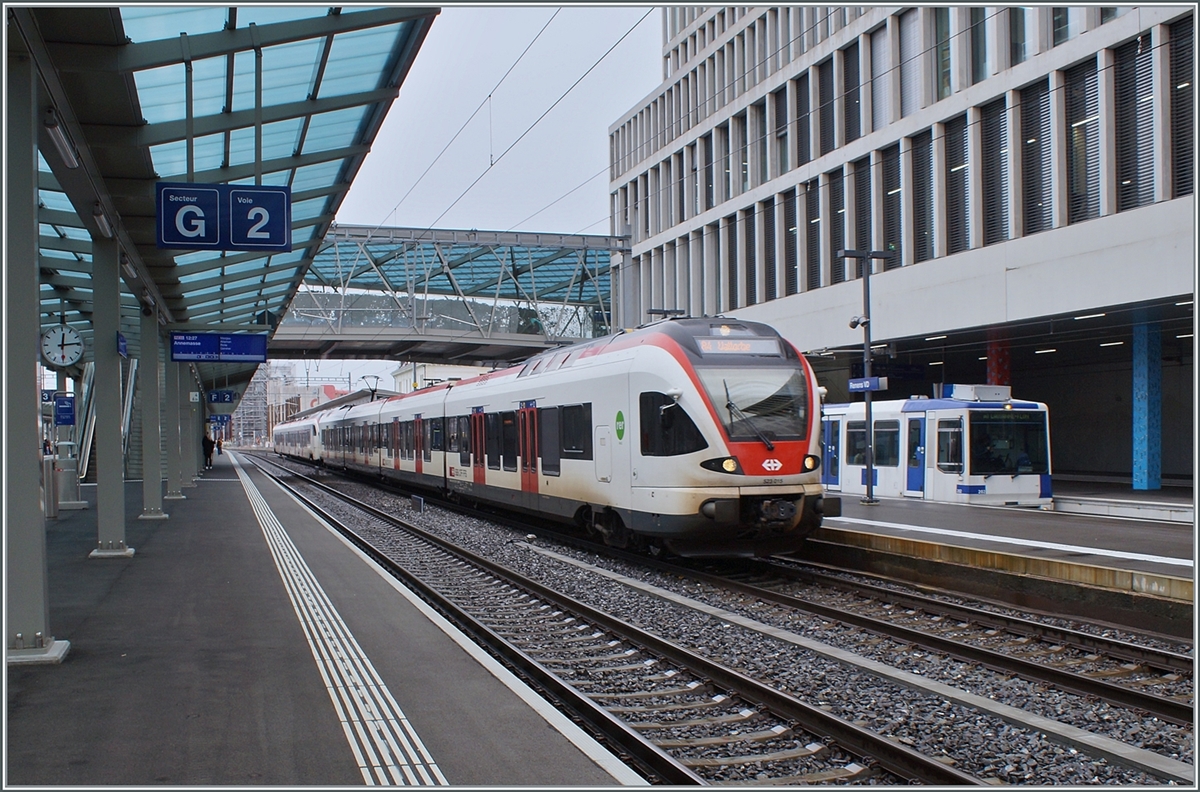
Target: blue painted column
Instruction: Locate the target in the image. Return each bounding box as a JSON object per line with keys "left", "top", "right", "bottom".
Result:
{"left": 1132, "top": 323, "right": 1161, "bottom": 490}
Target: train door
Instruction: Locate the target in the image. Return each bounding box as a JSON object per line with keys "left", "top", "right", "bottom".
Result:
{"left": 414, "top": 415, "right": 423, "bottom": 475}
{"left": 904, "top": 415, "right": 926, "bottom": 497}
{"left": 470, "top": 409, "right": 486, "bottom": 484}
{"left": 594, "top": 425, "right": 612, "bottom": 483}
{"left": 392, "top": 417, "right": 400, "bottom": 470}
{"left": 821, "top": 418, "right": 841, "bottom": 490}
{"left": 927, "top": 412, "right": 967, "bottom": 503}
{"left": 518, "top": 401, "right": 539, "bottom": 494}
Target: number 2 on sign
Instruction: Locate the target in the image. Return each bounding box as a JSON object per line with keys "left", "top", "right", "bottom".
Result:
{"left": 247, "top": 207, "right": 270, "bottom": 239}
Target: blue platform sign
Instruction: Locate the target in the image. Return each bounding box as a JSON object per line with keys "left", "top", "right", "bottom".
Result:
{"left": 208, "top": 414, "right": 231, "bottom": 426}
{"left": 156, "top": 182, "right": 291, "bottom": 252}
{"left": 54, "top": 395, "right": 75, "bottom": 426}
{"left": 208, "top": 390, "right": 237, "bottom": 404}
{"left": 171, "top": 332, "right": 267, "bottom": 363}
{"left": 848, "top": 376, "right": 889, "bottom": 393}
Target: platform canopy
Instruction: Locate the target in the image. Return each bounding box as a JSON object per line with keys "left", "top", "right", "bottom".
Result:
{"left": 16, "top": 4, "right": 438, "bottom": 392}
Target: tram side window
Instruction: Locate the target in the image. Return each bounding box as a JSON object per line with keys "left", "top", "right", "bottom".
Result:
{"left": 640, "top": 392, "right": 709, "bottom": 456}
{"left": 846, "top": 421, "right": 867, "bottom": 465}
{"left": 486, "top": 413, "right": 501, "bottom": 470}
{"left": 501, "top": 411, "right": 518, "bottom": 471}
{"left": 874, "top": 420, "right": 900, "bottom": 467}
{"left": 560, "top": 403, "right": 593, "bottom": 460}
{"left": 937, "top": 419, "right": 964, "bottom": 473}
{"left": 540, "top": 407, "right": 561, "bottom": 475}
{"left": 459, "top": 416, "right": 471, "bottom": 467}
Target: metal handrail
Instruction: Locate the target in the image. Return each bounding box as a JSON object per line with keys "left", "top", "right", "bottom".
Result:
{"left": 76, "top": 362, "right": 96, "bottom": 479}
{"left": 121, "top": 359, "right": 139, "bottom": 458}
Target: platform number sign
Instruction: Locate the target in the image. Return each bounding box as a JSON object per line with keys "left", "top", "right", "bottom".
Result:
{"left": 156, "top": 182, "right": 291, "bottom": 252}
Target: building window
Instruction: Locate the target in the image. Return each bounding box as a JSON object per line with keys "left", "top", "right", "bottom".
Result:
{"left": 805, "top": 180, "right": 820, "bottom": 291}
{"left": 784, "top": 189, "right": 798, "bottom": 296}
{"left": 945, "top": 115, "right": 970, "bottom": 254}
{"left": 1021, "top": 79, "right": 1053, "bottom": 234}
{"left": 829, "top": 169, "right": 846, "bottom": 283}
{"left": 971, "top": 7, "right": 988, "bottom": 85}
{"left": 1010, "top": 7, "right": 1028, "bottom": 65}
{"left": 762, "top": 198, "right": 776, "bottom": 301}
{"left": 796, "top": 72, "right": 811, "bottom": 165}
{"left": 900, "top": 9, "right": 920, "bottom": 117}
{"left": 754, "top": 100, "right": 768, "bottom": 186}
{"left": 853, "top": 157, "right": 872, "bottom": 265}
{"left": 773, "top": 88, "right": 788, "bottom": 174}
{"left": 1171, "top": 17, "right": 1194, "bottom": 198}
{"left": 843, "top": 42, "right": 861, "bottom": 144}
{"left": 703, "top": 133, "right": 714, "bottom": 210}
{"left": 912, "top": 130, "right": 934, "bottom": 262}
{"left": 934, "top": 7, "right": 952, "bottom": 100}
{"left": 818, "top": 59, "right": 835, "bottom": 155}
{"left": 1052, "top": 8, "right": 1070, "bottom": 46}
{"left": 1115, "top": 33, "right": 1155, "bottom": 212}
{"left": 871, "top": 26, "right": 891, "bottom": 130}
{"left": 881, "top": 144, "right": 902, "bottom": 268}
{"left": 981, "top": 98, "right": 1009, "bottom": 246}
{"left": 1101, "top": 7, "right": 1125, "bottom": 25}
{"left": 1065, "top": 59, "right": 1100, "bottom": 224}
{"left": 744, "top": 209, "right": 757, "bottom": 306}
{"left": 725, "top": 214, "right": 738, "bottom": 309}
{"left": 735, "top": 113, "right": 749, "bottom": 193}
{"left": 720, "top": 123, "right": 732, "bottom": 200}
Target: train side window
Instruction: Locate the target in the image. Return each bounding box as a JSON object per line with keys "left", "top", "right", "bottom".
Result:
{"left": 937, "top": 419, "right": 964, "bottom": 473}
{"left": 447, "top": 417, "right": 459, "bottom": 453}
{"left": 422, "top": 420, "right": 433, "bottom": 462}
{"left": 486, "top": 413, "right": 501, "bottom": 470}
{"left": 874, "top": 420, "right": 900, "bottom": 466}
{"left": 560, "top": 403, "right": 593, "bottom": 460}
{"left": 430, "top": 417, "right": 444, "bottom": 452}
{"left": 846, "top": 421, "right": 867, "bottom": 465}
{"left": 540, "top": 407, "right": 561, "bottom": 475}
{"left": 459, "top": 416, "right": 471, "bottom": 467}
{"left": 501, "top": 411, "right": 518, "bottom": 471}
{"left": 640, "top": 392, "right": 709, "bottom": 456}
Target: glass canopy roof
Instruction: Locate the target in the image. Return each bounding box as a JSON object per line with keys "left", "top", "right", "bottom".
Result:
{"left": 29, "top": 4, "right": 438, "bottom": 390}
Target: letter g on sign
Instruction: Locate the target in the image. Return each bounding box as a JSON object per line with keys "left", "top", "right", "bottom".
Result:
{"left": 176, "top": 205, "right": 206, "bottom": 238}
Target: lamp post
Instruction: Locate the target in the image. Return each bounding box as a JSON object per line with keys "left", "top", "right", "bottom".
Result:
{"left": 837, "top": 249, "right": 894, "bottom": 505}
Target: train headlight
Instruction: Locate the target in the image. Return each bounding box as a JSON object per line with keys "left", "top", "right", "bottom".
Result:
{"left": 701, "top": 456, "right": 743, "bottom": 474}
{"left": 802, "top": 454, "right": 821, "bottom": 471}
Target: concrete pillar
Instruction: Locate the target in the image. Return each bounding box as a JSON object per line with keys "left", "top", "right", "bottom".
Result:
{"left": 164, "top": 360, "right": 185, "bottom": 500}
{"left": 1132, "top": 323, "right": 1162, "bottom": 490}
{"left": 139, "top": 310, "right": 167, "bottom": 520}
{"left": 6, "top": 50, "right": 69, "bottom": 664}
{"left": 90, "top": 239, "right": 133, "bottom": 558}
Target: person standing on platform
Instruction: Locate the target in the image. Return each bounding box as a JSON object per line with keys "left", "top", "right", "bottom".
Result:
{"left": 216, "top": 438, "right": 223, "bottom": 456}
{"left": 202, "top": 433, "right": 215, "bottom": 469}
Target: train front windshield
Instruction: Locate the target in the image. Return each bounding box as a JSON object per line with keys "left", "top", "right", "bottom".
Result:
{"left": 693, "top": 365, "right": 810, "bottom": 443}
{"left": 969, "top": 411, "right": 1049, "bottom": 475}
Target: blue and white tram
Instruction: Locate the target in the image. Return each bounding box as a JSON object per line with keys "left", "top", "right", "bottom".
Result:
{"left": 820, "top": 384, "right": 1052, "bottom": 506}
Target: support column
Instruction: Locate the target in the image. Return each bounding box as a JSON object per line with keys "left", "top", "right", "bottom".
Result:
{"left": 6, "top": 51, "right": 69, "bottom": 664}
{"left": 181, "top": 368, "right": 199, "bottom": 486}
{"left": 986, "top": 329, "right": 1011, "bottom": 386}
{"left": 139, "top": 310, "right": 167, "bottom": 520}
{"left": 164, "top": 360, "right": 185, "bottom": 500}
{"left": 90, "top": 239, "right": 133, "bottom": 558}
{"left": 1132, "top": 323, "right": 1162, "bottom": 491}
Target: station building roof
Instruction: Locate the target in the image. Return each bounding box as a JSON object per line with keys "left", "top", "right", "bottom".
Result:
{"left": 15, "top": 4, "right": 438, "bottom": 392}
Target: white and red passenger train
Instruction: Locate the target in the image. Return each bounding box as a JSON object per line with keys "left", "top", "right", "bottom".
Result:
{"left": 272, "top": 317, "right": 840, "bottom": 557}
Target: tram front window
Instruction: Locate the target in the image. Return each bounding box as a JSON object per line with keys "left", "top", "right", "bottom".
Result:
{"left": 969, "top": 411, "right": 1049, "bottom": 475}
{"left": 693, "top": 365, "right": 809, "bottom": 444}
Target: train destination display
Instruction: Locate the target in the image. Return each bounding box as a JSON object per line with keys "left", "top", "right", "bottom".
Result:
{"left": 170, "top": 333, "right": 268, "bottom": 363}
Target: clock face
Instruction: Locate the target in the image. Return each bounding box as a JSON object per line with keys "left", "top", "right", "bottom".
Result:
{"left": 41, "top": 325, "right": 84, "bottom": 367}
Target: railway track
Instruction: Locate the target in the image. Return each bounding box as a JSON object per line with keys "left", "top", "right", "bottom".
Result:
{"left": 251, "top": 454, "right": 979, "bottom": 785}
{"left": 249, "top": 453, "right": 1193, "bottom": 784}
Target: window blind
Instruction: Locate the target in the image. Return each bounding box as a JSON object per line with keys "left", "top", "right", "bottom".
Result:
{"left": 854, "top": 156, "right": 872, "bottom": 269}
{"left": 796, "top": 72, "right": 811, "bottom": 165}
{"left": 899, "top": 9, "right": 920, "bottom": 117}
{"left": 1021, "top": 79, "right": 1053, "bottom": 234}
{"left": 945, "top": 115, "right": 970, "bottom": 255}
{"left": 1065, "top": 59, "right": 1100, "bottom": 224}
{"left": 843, "top": 42, "right": 861, "bottom": 143}
{"left": 784, "top": 189, "right": 798, "bottom": 296}
{"left": 871, "top": 26, "right": 891, "bottom": 131}
{"left": 1171, "top": 17, "right": 1194, "bottom": 197}
{"left": 1114, "top": 33, "right": 1155, "bottom": 212}
{"left": 805, "top": 180, "right": 821, "bottom": 291}
{"left": 818, "top": 59, "right": 835, "bottom": 155}
{"left": 981, "top": 98, "right": 1009, "bottom": 245}
{"left": 912, "top": 130, "right": 934, "bottom": 262}
{"left": 744, "top": 209, "right": 757, "bottom": 306}
{"left": 762, "top": 198, "right": 776, "bottom": 301}
{"left": 829, "top": 169, "right": 846, "bottom": 284}
{"left": 881, "top": 144, "right": 902, "bottom": 268}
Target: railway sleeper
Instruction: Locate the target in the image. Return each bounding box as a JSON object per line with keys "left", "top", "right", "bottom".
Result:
{"left": 628, "top": 707, "right": 761, "bottom": 730}
{"left": 587, "top": 681, "right": 712, "bottom": 700}
{"left": 715, "top": 761, "right": 876, "bottom": 785}
{"left": 654, "top": 723, "right": 791, "bottom": 748}
{"left": 1081, "top": 663, "right": 1147, "bottom": 678}
{"left": 604, "top": 694, "right": 732, "bottom": 714}
{"left": 678, "top": 740, "right": 826, "bottom": 766}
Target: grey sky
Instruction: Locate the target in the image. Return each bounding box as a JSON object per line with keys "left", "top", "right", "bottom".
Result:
{"left": 302, "top": 5, "right": 663, "bottom": 387}
{"left": 337, "top": 5, "right": 662, "bottom": 235}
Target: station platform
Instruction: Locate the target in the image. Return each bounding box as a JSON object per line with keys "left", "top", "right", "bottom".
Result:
{"left": 1051, "top": 477, "right": 1194, "bottom": 524}
{"left": 6, "top": 451, "right": 645, "bottom": 786}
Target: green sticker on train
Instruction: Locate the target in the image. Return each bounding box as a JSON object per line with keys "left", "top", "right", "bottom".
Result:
{"left": 615, "top": 411, "right": 625, "bottom": 440}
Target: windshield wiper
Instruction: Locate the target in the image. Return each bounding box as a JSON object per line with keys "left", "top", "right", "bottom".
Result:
{"left": 724, "top": 379, "right": 774, "bottom": 451}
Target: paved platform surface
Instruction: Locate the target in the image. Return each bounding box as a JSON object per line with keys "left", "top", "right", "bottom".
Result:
{"left": 6, "top": 451, "right": 643, "bottom": 787}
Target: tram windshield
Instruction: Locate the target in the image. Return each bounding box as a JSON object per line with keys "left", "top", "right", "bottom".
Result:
{"left": 969, "top": 410, "right": 1049, "bottom": 475}
{"left": 693, "top": 365, "right": 809, "bottom": 443}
